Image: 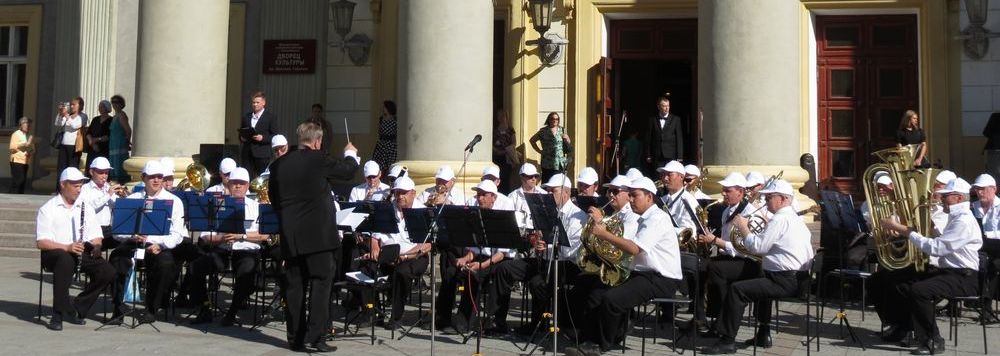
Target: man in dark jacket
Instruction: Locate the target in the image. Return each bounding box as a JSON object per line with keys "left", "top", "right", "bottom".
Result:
{"left": 984, "top": 112, "right": 1000, "bottom": 179}
{"left": 240, "top": 91, "right": 280, "bottom": 178}
{"left": 269, "top": 122, "right": 358, "bottom": 352}
{"left": 646, "top": 96, "right": 684, "bottom": 170}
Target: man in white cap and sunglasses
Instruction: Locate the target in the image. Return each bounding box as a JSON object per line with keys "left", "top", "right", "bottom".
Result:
{"left": 658, "top": 160, "right": 699, "bottom": 234}
{"left": 349, "top": 160, "right": 389, "bottom": 202}
{"left": 882, "top": 178, "right": 983, "bottom": 355}
{"left": 971, "top": 173, "right": 1000, "bottom": 322}
{"left": 473, "top": 165, "right": 514, "bottom": 210}
{"left": 703, "top": 179, "right": 814, "bottom": 354}
{"left": 509, "top": 163, "right": 548, "bottom": 229}
{"left": 575, "top": 166, "right": 600, "bottom": 198}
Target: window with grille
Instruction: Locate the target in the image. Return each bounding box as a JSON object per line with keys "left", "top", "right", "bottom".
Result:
{"left": 0, "top": 25, "right": 28, "bottom": 129}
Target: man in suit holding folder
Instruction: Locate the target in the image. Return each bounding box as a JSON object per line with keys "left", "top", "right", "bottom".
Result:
{"left": 240, "top": 91, "right": 280, "bottom": 178}
{"left": 269, "top": 121, "right": 358, "bottom": 352}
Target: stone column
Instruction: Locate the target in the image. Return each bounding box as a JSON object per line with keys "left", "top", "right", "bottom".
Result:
{"left": 395, "top": 0, "right": 493, "bottom": 187}
{"left": 123, "top": 0, "right": 230, "bottom": 180}
{"left": 698, "top": 0, "right": 810, "bottom": 203}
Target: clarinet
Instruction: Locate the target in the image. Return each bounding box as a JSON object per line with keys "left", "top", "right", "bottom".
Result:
{"left": 76, "top": 201, "right": 85, "bottom": 276}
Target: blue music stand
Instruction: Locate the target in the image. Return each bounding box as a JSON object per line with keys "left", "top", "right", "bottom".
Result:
{"left": 111, "top": 198, "right": 172, "bottom": 236}
{"left": 175, "top": 191, "right": 213, "bottom": 232}
{"left": 258, "top": 204, "right": 279, "bottom": 235}
{"left": 212, "top": 196, "right": 246, "bottom": 234}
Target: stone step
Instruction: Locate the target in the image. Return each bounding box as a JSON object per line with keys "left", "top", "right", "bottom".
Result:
{"left": 0, "top": 233, "right": 36, "bottom": 249}
{"left": 0, "top": 220, "right": 35, "bottom": 235}
{"left": 0, "top": 208, "right": 38, "bottom": 221}
{"left": 0, "top": 247, "right": 38, "bottom": 258}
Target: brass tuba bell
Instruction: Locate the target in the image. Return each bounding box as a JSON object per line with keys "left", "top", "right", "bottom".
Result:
{"left": 176, "top": 163, "right": 211, "bottom": 192}
{"left": 250, "top": 174, "right": 270, "bottom": 204}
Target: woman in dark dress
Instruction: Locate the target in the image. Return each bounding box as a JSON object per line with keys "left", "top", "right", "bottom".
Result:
{"left": 492, "top": 110, "right": 518, "bottom": 192}
{"left": 85, "top": 100, "right": 113, "bottom": 173}
{"left": 896, "top": 109, "right": 928, "bottom": 168}
{"left": 372, "top": 100, "right": 398, "bottom": 170}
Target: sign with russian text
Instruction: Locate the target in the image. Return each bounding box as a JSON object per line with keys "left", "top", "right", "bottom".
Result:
{"left": 262, "top": 39, "right": 316, "bottom": 74}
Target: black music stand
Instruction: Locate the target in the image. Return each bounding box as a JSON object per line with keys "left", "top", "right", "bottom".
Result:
{"left": 818, "top": 190, "right": 866, "bottom": 349}
{"left": 395, "top": 207, "right": 443, "bottom": 341}
{"left": 574, "top": 196, "right": 610, "bottom": 215}
{"left": 522, "top": 193, "right": 572, "bottom": 355}
{"left": 98, "top": 198, "right": 171, "bottom": 331}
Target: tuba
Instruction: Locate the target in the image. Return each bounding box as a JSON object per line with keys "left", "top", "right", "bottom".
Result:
{"left": 250, "top": 174, "right": 270, "bottom": 204}
{"left": 176, "top": 163, "right": 211, "bottom": 192}
{"left": 577, "top": 210, "right": 633, "bottom": 286}
{"left": 863, "top": 144, "right": 937, "bottom": 272}
{"left": 730, "top": 171, "right": 783, "bottom": 261}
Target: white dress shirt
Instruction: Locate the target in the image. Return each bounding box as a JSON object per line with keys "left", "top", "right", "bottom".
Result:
{"left": 662, "top": 189, "right": 699, "bottom": 231}
{"left": 631, "top": 206, "right": 683, "bottom": 280}
{"left": 199, "top": 196, "right": 262, "bottom": 250}
{"left": 80, "top": 180, "right": 117, "bottom": 227}
{"left": 509, "top": 186, "right": 548, "bottom": 229}
{"left": 372, "top": 207, "right": 418, "bottom": 254}
{"left": 415, "top": 186, "right": 467, "bottom": 207}
{"left": 972, "top": 198, "right": 1000, "bottom": 239}
{"left": 206, "top": 183, "right": 227, "bottom": 194}
{"left": 931, "top": 204, "right": 948, "bottom": 237}
{"left": 114, "top": 189, "right": 188, "bottom": 249}
{"left": 616, "top": 203, "right": 640, "bottom": 241}
{"left": 742, "top": 206, "right": 814, "bottom": 272}
{"left": 719, "top": 202, "right": 755, "bottom": 258}
{"left": 554, "top": 201, "right": 587, "bottom": 260}
{"left": 55, "top": 114, "right": 83, "bottom": 146}
{"left": 349, "top": 182, "right": 390, "bottom": 202}
{"left": 908, "top": 202, "right": 982, "bottom": 270}
{"left": 36, "top": 195, "right": 104, "bottom": 245}
{"left": 251, "top": 109, "right": 263, "bottom": 128}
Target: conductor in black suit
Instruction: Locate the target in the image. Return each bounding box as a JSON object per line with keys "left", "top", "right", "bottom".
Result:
{"left": 646, "top": 96, "right": 684, "bottom": 170}
{"left": 269, "top": 121, "right": 359, "bottom": 352}
{"left": 240, "top": 91, "right": 280, "bottom": 178}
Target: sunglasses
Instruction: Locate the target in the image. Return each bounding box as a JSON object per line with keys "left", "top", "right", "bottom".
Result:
{"left": 91, "top": 169, "right": 111, "bottom": 174}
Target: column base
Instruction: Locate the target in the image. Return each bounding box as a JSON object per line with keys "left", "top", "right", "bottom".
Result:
{"left": 29, "top": 155, "right": 58, "bottom": 193}
{"left": 702, "top": 164, "right": 817, "bottom": 211}
{"left": 395, "top": 159, "right": 493, "bottom": 194}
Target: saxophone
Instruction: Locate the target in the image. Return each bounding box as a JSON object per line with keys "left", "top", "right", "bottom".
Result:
{"left": 679, "top": 201, "right": 719, "bottom": 257}
{"left": 577, "top": 209, "right": 632, "bottom": 286}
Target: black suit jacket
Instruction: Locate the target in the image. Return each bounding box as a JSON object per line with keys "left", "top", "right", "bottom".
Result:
{"left": 241, "top": 109, "right": 279, "bottom": 159}
{"left": 647, "top": 113, "right": 684, "bottom": 162}
{"left": 268, "top": 149, "right": 359, "bottom": 258}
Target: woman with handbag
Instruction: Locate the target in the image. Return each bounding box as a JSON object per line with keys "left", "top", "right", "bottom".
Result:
{"left": 54, "top": 98, "right": 85, "bottom": 191}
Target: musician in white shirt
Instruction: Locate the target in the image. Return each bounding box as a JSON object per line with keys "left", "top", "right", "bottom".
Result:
{"left": 576, "top": 166, "right": 600, "bottom": 198}
{"left": 971, "top": 174, "right": 1000, "bottom": 320}
{"left": 470, "top": 165, "right": 515, "bottom": 210}
{"left": 658, "top": 160, "right": 699, "bottom": 232}
{"left": 206, "top": 157, "right": 238, "bottom": 194}
{"left": 415, "top": 165, "right": 466, "bottom": 206}
{"left": 508, "top": 163, "right": 547, "bottom": 229}
{"left": 80, "top": 157, "right": 126, "bottom": 251}
{"left": 349, "top": 160, "right": 390, "bottom": 202}
{"left": 36, "top": 168, "right": 115, "bottom": 330}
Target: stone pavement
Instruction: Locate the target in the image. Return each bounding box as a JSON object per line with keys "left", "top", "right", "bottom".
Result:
{"left": 0, "top": 255, "right": 996, "bottom": 355}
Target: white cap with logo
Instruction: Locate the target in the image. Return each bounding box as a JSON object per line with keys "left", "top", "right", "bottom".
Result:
{"left": 482, "top": 165, "right": 501, "bottom": 179}
{"left": 392, "top": 176, "right": 416, "bottom": 191}
{"left": 625, "top": 168, "right": 644, "bottom": 181}
{"left": 363, "top": 160, "right": 380, "bottom": 177}
{"left": 745, "top": 171, "right": 766, "bottom": 187}
{"left": 936, "top": 170, "right": 957, "bottom": 185}
{"left": 936, "top": 177, "right": 971, "bottom": 195}
{"left": 758, "top": 179, "right": 795, "bottom": 197}
{"left": 473, "top": 180, "right": 499, "bottom": 194}
{"left": 684, "top": 164, "right": 701, "bottom": 177}
{"left": 143, "top": 160, "right": 165, "bottom": 176}
{"left": 603, "top": 175, "right": 631, "bottom": 188}
{"left": 89, "top": 157, "right": 112, "bottom": 170}
{"left": 159, "top": 157, "right": 175, "bottom": 177}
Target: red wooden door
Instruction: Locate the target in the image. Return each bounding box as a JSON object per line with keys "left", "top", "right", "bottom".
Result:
{"left": 817, "top": 15, "right": 918, "bottom": 193}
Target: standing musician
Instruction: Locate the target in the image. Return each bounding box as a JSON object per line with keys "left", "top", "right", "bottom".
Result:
{"left": 80, "top": 157, "right": 125, "bottom": 251}
{"left": 189, "top": 168, "right": 268, "bottom": 326}
{"left": 576, "top": 166, "right": 600, "bottom": 198}
{"left": 688, "top": 172, "right": 761, "bottom": 336}
{"left": 415, "top": 165, "right": 466, "bottom": 206}
{"left": 702, "top": 179, "right": 814, "bottom": 354}
{"left": 366, "top": 176, "right": 431, "bottom": 330}
{"left": 971, "top": 174, "right": 1000, "bottom": 321}
{"left": 206, "top": 157, "right": 238, "bottom": 194}
{"left": 36, "top": 167, "right": 116, "bottom": 330}
{"left": 109, "top": 160, "right": 188, "bottom": 324}
{"left": 269, "top": 122, "right": 359, "bottom": 352}
{"left": 349, "top": 160, "right": 389, "bottom": 202}
{"left": 564, "top": 177, "right": 682, "bottom": 356}
{"left": 881, "top": 177, "right": 983, "bottom": 355}
{"left": 475, "top": 165, "right": 515, "bottom": 210}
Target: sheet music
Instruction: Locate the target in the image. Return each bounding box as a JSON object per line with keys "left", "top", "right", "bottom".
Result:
{"left": 336, "top": 207, "right": 368, "bottom": 230}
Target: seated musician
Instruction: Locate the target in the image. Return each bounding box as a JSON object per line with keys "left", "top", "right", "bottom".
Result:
{"left": 509, "top": 163, "right": 547, "bottom": 229}
{"left": 189, "top": 168, "right": 267, "bottom": 326}
{"left": 576, "top": 166, "right": 600, "bottom": 198}
{"left": 415, "top": 165, "right": 466, "bottom": 206}
{"left": 972, "top": 174, "right": 1000, "bottom": 321}
{"left": 472, "top": 165, "right": 515, "bottom": 210}
{"left": 684, "top": 164, "right": 712, "bottom": 200}
{"left": 688, "top": 172, "right": 761, "bottom": 336}
{"left": 206, "top": 157, "right": 237, "bottom": 194}
{"left": 367, "top": 176, "right": 431, "bottom": 330}
{"left": 564, "top": 177, "right": 681, "bottom": 356}
{"left": 882, "top": 178, "right": 983, "bottom": 355}
{"left": 109, "top": 160, "right": 188, "bottom": 323}
{"left": 80, "top": 157, "right": 126, "bottom": 251}
{"left": 702, "top": 179, "right": 814, "bottom": 355}
{"left": 36, "top": 168, "right": 116, "bottom": 330}
{"left": 658, "top": 160, "right": 699, "bottom": 231}
{"left": 349, "top": 161, "right": 389, "bottom": 202}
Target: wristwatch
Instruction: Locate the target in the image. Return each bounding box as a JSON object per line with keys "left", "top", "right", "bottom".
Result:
{"left": 241, "top": 234, "right": 247, "bottom": 241}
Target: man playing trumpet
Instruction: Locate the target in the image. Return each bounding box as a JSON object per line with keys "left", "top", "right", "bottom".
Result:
{"left": 80, "top": 157, "right": 127, "bottom": 251}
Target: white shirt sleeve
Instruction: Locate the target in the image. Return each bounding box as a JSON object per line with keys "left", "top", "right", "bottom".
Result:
{"left": 84, "top": 203, "right": 103, "bottom": 241}
{"left": 908, "top": 220, "right": 976, "bottom": 257}
{"left": 742, "top": 216, "right": 786, "bottom": 256}
{"left": 344, "top": 149, "right": 360, "bottom": 165}
{"left": 35, "top": 204, "right": 54, "bottom": 242}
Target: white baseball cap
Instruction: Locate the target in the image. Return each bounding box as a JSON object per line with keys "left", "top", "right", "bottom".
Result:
{"left": 392, "top": 176, "right": 416, "bottom": 191}
{"left": 159, "top": 157, "right": 175, "bottom": 177}
{"left": 435, "top": 165, "right": 456, "bottom": 181}
{"left": 219, "top": 157, "right": 237, "bottom": 175}
{"left": 482, "top": 165, "right": 501, "bottom": 179}
{"left": 388, "top": 165, "right": 408, "bottom": 178}
{"left": 876, "top": 175, "right": 893, "bottom": 186}
{"left": 542, "top": 173, "right": 572, "bottom": 188}
{"left": 718, "top": 172, "right": 748, "bottom": 188}
{"left": 143, "top": 160, "right": 164, "bottom": 176}
{"left": 519, "top": 163, "right": 540, "bottom": 176}
{"left": 89, "top": 157, "right": 112, "bottom": 170}
{"left": 625, "top": 168, "right": 644, "bottom": 181}
{"left": 684, "top": 164, "right": 701, "bottom": 177}
{"left": 936, "top": 170, "right": 957, "bottom": 185}
{"left": 657, "top": 160, "right": 685, "bottom": 175}
{"left": 577, "top": 167, "right": 599, "bottom": 185}
{"left": 936, "top": 177, "right": 972, "bottom": 195}
{"left": 59, "top": 167, "right": 88, "bottom": 183}
{"left": 745, "top": 171, "right": 766, "bottom": 187}
{"left": 229, "top": 167, "right": 250, "bottom": 183}
{"left": 472, "top": 180, "right": 499, "bottom": 195}
{"left": 759, "top": 179, "right": 795, "bottom": 197}
{"left": 363, "top": 160, "right": 380, "bottom": 177}
{"left": 973, "top": 174, "right": 996, "bottom": 188}
{"left": 625, "top": 177, "right": 658, "bottom": 195}
{"left": 602, "top": 175, "right": 631, "bottom": 188}
{"left": 271, "top": 134, "right": 288, "bottom": 148}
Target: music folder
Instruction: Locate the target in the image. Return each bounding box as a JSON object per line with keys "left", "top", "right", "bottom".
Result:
{"left": 523, "top": 193, "right": 570, "bottom": 247}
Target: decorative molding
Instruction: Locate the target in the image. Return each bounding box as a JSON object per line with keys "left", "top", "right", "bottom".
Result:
{"left": 370, "top": 0, "right": 382, "bottom": 23}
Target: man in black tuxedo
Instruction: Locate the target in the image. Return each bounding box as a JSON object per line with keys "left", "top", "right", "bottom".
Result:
{"left": 646, "top": 96, "right": 684, "bottom": 170}
{"left": 269, "top": 122, "right": 359, "bottom": 352}
{"left": 240, "top": 91, "right": 280, "bottom": 178}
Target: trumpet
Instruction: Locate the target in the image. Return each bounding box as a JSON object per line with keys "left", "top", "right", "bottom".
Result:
{"left": 110, "top": 183, "right": 129, "bottom": 197}
{"left": 425, "top": 184, "right": 449, "bottom": 207}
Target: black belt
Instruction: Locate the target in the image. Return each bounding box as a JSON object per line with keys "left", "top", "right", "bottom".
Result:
{"left": 939, "top": 267, "right": 977, "bottom": 276}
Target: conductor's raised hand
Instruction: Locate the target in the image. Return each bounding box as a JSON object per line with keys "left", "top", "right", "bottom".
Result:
{"left": 344, "top": 142, "right": 357, "bottom": 153}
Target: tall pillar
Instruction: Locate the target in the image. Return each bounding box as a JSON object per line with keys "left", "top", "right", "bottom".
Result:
{"left": 698, "top": 0, "right": 810, "bottom": 202}
{"left": 123, "top": 0, "right": 230, "bottom": 180}
{"left": 395, "top": 0, "right": 493, "bottom": 186}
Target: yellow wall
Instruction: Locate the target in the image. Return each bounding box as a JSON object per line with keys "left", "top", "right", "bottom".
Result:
{"left": 0, "top": 5, "right": 42, "bottom": 179}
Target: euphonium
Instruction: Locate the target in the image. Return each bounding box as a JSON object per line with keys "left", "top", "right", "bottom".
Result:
{"left": 730, "top": 171, "right": 783, "bottom": 261}
{"left": 250, "top": 174, "right": 270, "bottom": 204}
{"left": 577, "top": 209, "right": 632, "bottom": 287}
{"left": 863, "top": 144, "right": 937, "bottom": 272}
{"left": 176, "top": 163, "right": 211, "bottom": 192}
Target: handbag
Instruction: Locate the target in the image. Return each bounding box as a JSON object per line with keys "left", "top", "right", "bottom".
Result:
{"left": 74, "top": 128, "right": 85, "bottom": 153}
{"left": 49, "top": 124, "right": 64, "bottom": 149}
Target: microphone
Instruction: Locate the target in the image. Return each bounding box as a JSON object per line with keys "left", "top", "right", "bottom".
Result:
{"left": 464, "top": 134, "right": 483, "bottom": 152}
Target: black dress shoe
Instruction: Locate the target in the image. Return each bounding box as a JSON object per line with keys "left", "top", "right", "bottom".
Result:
{"left": 47, "top": 314, "right": 63, "bottom": 331}
{"left": 136, "top": 310, "right": 156, "bottom": 324}
{"left": 288, "top": 343, "right": 305, "bottom": 352}
{"left": 882, "top": 326, "right": 908, "bottom": 342}
{"left": 308, "top": 341, "right": 337, "bottom": 353}
{"left": 64, "top": 312, "right": 86, "bottom": 326}
{"left": 220, "top": 314, "right": 236, "bottom": 327}
{"left": 744, "top": 334, "right": 773, "bottom": 348}
{"left": 702, "top": 340, "right": 737, "bottom": 355}
{"left": 910, "top": 339, "right": 945, "bottom": 355}
{"left": 191, "top": 308, "right": 213, "bottom": 325}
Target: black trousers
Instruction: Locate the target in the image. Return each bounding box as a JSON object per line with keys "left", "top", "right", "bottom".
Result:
{"left": 242, "top": 154, "right": 270, "bottom": 179}
{"left": 41, "top": 249, "right": 115, "bottom": 317}
{"left": 490, "top": 257, "right": 545, "bottom": 325}
{"left": 285, "top": 250, "right": 337, "bottom": 346}
{"left": 9, "top": 162, "right": 27, "bottom": 194}
{"left": 705, "top": 256, "right": 761, "bottom": 320}
{"left": 454, "top": 256, "right": 500, "bottom": 327}
{"left": 56, "top": 145, "right": 80, "bottom": 191}
{"left": 386, "top": 255, "right": 429, "bottom": 321}
{"left": 718, "top": 270, "right": 805, "bottom": 342}
{"left": 983, "top": 251, "right": 1000, "bottom": 308}
{"left": 109, "top": 243, "right": 177, "bottom": 314}
{"left": 900, "top": 268, "right": 978, "bottom": 342}
{"left": 575, "top": 271, "right": 680, "bottom": 351}
{"left": 189, "top": 248, "right": 260, "bottom": 316}
{"left": 870, "top": 265, "right": 920, "bottom": 329}
{"left": 435, "top": 246, "right": 465, "bottom": 326}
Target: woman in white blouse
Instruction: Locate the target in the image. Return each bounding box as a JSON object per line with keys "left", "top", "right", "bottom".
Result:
{"left": 54, "top": 99, "right": 84, "bottom": 190}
